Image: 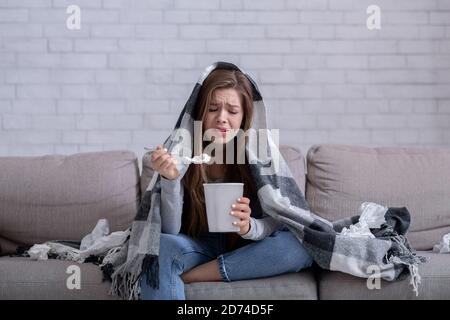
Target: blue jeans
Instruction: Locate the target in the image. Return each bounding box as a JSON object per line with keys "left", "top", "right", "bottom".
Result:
{"left": 139, "top": 228, "right": 314, "bottom": 300}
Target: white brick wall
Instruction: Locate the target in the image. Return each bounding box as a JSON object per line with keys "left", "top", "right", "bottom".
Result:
{"left": 1, "top": 0, "right": 449, "bottom": 164}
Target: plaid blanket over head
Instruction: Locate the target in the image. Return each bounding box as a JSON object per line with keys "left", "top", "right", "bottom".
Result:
{"left": 101, "top": 61, "right": 427, "bottom": 299}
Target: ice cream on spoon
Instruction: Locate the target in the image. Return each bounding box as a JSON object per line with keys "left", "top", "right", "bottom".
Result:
{"left": 182, "top": 153, "right": 212, "bottom": 164}
{"left": 144, "top": 147, "right": 212, "bottom": 164}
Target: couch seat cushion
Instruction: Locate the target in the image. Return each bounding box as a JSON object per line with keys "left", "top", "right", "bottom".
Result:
{"left": 317, "top": 251, "right": 450, "bottom": 299}
{"left": 0, "top": 257, "right": 117, "bottom": 299}
{"left": 185, "top": 271, "right": 317, "bottom": 300}
{"left": 1, "top": 257, "right": 317, "bottom": 300}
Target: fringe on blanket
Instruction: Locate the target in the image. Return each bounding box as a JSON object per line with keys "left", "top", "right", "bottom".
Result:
{"left": 101, "top": 246, "right": 159, "bottom": 300}
{"left": 387, "top": 234, "right": 428, "bottom": 296}
{"left": 106, "top": 258, "right": 141, "bottom": 300}
{"left": 141, "top": 255, "right": 160, "bottom": 289}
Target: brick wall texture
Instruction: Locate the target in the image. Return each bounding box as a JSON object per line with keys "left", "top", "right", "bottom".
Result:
{"left": 1, "top": 0, "right": 449, "bottom": 163}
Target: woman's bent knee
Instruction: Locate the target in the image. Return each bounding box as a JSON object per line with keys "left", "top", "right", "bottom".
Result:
{"left": 159, "top": 233, "right": 196, "bottom": 258}
{"left": 271, "top": 231, "right": 314, "bottom": 272}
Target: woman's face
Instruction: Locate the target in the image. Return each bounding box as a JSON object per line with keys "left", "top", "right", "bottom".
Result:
{"left": 203, "top": 88, "right": 244, "bottom": 144}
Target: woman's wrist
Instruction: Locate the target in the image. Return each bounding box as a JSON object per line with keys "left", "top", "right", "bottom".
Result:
{"left": 239, "top": 221, "right": 251, "bottom": 236}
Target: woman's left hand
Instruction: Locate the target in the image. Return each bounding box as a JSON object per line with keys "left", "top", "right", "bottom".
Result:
{"left": 230, "top": 197, "right": 251, "bottom": 236}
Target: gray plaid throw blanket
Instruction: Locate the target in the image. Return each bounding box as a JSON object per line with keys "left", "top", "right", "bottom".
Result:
{"left": 101, "top": 61, "right": 426, "bottom": 299}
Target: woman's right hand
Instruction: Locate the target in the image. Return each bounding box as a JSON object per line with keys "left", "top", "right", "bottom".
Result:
{"left": 150, "top": 145, "right": 180, "bottom": 180}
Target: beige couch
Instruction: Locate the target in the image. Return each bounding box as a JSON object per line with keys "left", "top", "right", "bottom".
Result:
{"left": 1, "top": 144, "right": 450, "bottom": 300}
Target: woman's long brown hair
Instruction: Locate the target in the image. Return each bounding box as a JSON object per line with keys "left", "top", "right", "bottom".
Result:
{"left": 181, "top": 69, "right": 256, "bottom": 237}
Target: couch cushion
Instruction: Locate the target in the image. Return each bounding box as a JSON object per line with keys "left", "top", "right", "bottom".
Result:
{"left": 305, "top": 144, "right": 450, "bottom": 250}
{"left": 140, "top": 144, "right": 307, "bottom": 200}
{"left": 0, "top": 257, "right": 316, "bottom": 300}
{"left": 0, "top": 150, "right": 140, "bottom": 254}
{"left": 186, "top": 271, "right": 317, "bottom": 300}
{"left": 0, "top": 257, "right": 117, "bottom": 299}
{"left": 317, "top": 251, "right": 450, "bottom": 299}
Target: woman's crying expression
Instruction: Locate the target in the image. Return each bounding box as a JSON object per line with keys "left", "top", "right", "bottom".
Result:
{"left": 203, "top": 88, "right": 244, "bottom": 144}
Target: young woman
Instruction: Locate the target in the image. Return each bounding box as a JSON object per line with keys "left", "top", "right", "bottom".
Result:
{"left": 141, "top": 68, "right": 313, "bottom": 300}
